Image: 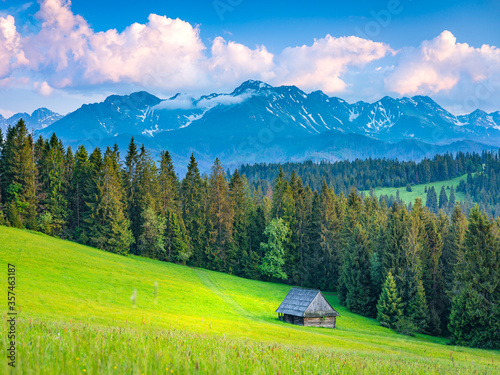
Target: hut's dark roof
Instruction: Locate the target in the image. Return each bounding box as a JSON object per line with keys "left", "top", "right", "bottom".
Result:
{"left": 275, "top": 288, "right": 339, "bottom": 317}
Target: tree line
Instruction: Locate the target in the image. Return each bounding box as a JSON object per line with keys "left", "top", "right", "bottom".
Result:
{"left": 1, "top": 119, "right": 499, "bottom": 349}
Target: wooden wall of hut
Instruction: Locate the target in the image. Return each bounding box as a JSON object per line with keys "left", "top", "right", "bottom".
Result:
{"left": 303, "top": 317, "right": 336, "bottom": 328}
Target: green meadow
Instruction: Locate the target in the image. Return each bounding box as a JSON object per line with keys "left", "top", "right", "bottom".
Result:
{"left": 1, "top": 226, "right": 499, "bottom": 374}
{"left": 362, "top": 174, "right": 467, "bottom": 206}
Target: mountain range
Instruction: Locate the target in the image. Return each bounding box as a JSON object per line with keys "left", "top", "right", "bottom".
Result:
{"left": 0, "top": 108, "right": 62, "bottom": 134}
{"left": 3, "top": 80, "right": 499, "bottom": 173}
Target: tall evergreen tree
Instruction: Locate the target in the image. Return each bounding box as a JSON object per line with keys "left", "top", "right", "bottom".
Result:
{"left": 377, "top": 271, "right": 403, "bottom": 329}
{"left": 343, "top": 224, "right": 377, "bottom": 317}
{"left": 229, "top": 170, "right": 252, "bottom": 275}
{"left": 37, "top": 133, "right": 69, "bottom": 235}
{"left": 128, "top": 145, "right": 160, "bottom": 253}
{"left": 271, "top": 169, "right": 298, "bottom": 283}
{"left": 206, "top": 158, "right": 235, "bottom": 272}
{"left": 403, "top": 223, "right": 429, "bottom": 332}
{"left": 181, "top": 154, "right": 207, "bottom": 267}
{"left": 449, "top": 206, "right": 500, "bottom": 349}
{"left": 158, "top": 150, "right": 180, "bottom": 216}
{"left": 0, "top": 120, "right": 38, "bottom": 228}
{"left": 426, "top": 186, "right": 438, "bottom": 214}
{"left": 448, "top": 186, "right": 456, "bottom": 210}
{"left": 69, "top": 145, "right": 89, "bottom": 241}
{"left": 441, "top": 204, "right": 467, "bottom": 332}
{"left": 138, "top": 206, "right": 166, "bottom": 259}
{"left": 84, "top": 147, "right": 133, "bottom": 254}
{"left": 421, "top": 211, "right": 445, "bottom": 335}
{"left": 439, "top": 186, "right": 448, "bottom": 209}
{"left": 165, "top": 210, "right": 191, "bottom": 264}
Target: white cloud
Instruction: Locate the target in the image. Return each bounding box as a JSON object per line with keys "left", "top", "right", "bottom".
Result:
{"left": 34, "top": 81, "right": 54, "bottom": 96}
{"left": 1, "top": 1, "right": 499, "bottom": 114}
{"left": 23, "top": 0, "right": 207, "bottom": 90}
{"left": 276, "top": 35, "right": 393, "bottom": 93}
{"left": 154, "top": 92, "right": 254, "bottom": 110}
{"left": 85, "top": 14, "right": 207, "bottom": 90}
{"left": 0, "top": 15, "right": 28, "bottom": 79}
{"left": 209, "top": 37, "right": 275, "bottom": 84}
{"left": 4, "top": 0, "right": 392, "bottom": 97}
{"left": 385, "top": 30, "right": 500, "bottom": 95}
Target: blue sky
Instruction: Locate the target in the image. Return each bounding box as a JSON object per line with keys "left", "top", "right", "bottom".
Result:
{"left": 0, "top": 0, "right": 499, "bottom": 117}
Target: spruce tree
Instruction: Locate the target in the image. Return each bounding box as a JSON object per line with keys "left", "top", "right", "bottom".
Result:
{"left": 421, "top": 211, "right": 445, "bottom": 335}
{"left": 158, "top": 150, "right": 180, "bottom": 216}
{"left": 37, "top": 133, "right": 68, "bottom": 235}
{"left": 0, "top": 120, "right": 38, "bottom": 228}
{"left": 439, "top": 186, "right": 448, "bottom": 209}
{"left": 449, "top": 206, "right": 500, "bottom": 349}
{"left": 426, "top": 186, "right": 438, "bottom": 214}
{"left": 69, "top": 145, "right": 89, "bottom": 241}
{"left": 377, "top": 271, "right": 403, "bottom": 329}
{"left": 128, "top": 145, "right": 160, "bottom": 253}
{"left": 441, "top": 204, "right": 467, "bottom": 331}
{"left": 206, "top": 158, "right": 235, "bottom": 272}
{"left": 245, "top": 204, "right": 267, "bottom": 279}
{"left": 271, "top": 168, "right": 297, "bottom": 283}
{"left": 84, "top": 147, "right": 133, "bottom": 254}
{"left": 448, "top": 186, "right": 456, "bottom": 210}
{"left": 229, "top": 170, "right": 251, "bottom": 276}
{"left": 138, "top": 206, "right": 166, "bottom": 259}
{"left": 181, "top": 154, "right": 207, "bottom": 267}
{"left": 343, "top": 224, "right": 377, "bottom": 317}
{"left": 165, "top": 210, "right": 191, "bottom": 264}
{"left": 290, "top": 171, "right": 310, "bottom": 285}
{"left": 403, "top": 223, "right": 429, "bottom": 332}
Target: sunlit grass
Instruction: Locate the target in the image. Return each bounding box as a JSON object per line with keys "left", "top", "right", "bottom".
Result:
{"left": 1, "top": 226, "right": 499, "bottom": 374}
{"left": 362, "top": 174, "right": 467, "bottom": 205}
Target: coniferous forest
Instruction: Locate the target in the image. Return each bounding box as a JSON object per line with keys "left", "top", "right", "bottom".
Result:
{"left": 2, "top": 119, "right": 500, "bottom": 349}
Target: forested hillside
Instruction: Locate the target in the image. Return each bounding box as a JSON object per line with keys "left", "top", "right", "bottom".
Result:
{"left": 239, "top": 151, "right": 500, "bottom": 216}
{"left": 1, "top": 119, "right": 500, "bottom": 349}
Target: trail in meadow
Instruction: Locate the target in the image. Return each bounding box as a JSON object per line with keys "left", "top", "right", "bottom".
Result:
{"left": 194, "top": 268, "right": 262, "bottom": 322}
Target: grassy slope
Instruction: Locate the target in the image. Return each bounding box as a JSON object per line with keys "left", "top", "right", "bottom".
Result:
{"left": 1, "top": 226, "right": 499, "bottom": 374}
{"left": 362, "top": 174, "right": 467, "bottom": 206}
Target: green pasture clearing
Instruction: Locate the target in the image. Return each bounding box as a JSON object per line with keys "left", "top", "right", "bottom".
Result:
{"left": 0, "top": 226, "right": 498, "bottom": 374}
{"left": 362, "top": 174, "right": 468, "bottom": 206}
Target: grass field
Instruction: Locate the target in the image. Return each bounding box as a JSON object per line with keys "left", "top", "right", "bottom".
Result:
{"left": 1, "top": 226, "right": 499, "bottom": 374}
{"left": 362, "top": 174, "right": 468, "bottom": 206}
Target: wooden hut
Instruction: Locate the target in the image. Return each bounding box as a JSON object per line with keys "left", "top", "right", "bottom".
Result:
{"left": 275, "top": 288, "right": 339, "bottom": 328}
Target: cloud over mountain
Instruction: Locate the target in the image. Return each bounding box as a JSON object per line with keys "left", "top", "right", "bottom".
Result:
{"left": 1, "top": 0, "right": 500, "bottom": 114}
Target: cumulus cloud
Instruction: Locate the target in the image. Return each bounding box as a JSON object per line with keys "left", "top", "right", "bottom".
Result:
{"left": 385, "top": 30, "right": 500, "bottom": 95}
{"left": 0, "top": 15, "right": 28, "bottom": 79}
{"left": 209, "top": 37, "right": 275, "bottom": 84}
{"left": 277, "top": 35, "right": 393, "bottom": 93}
{"left": 2, "top": 0, "right": 393, "bottom": 97}
{"left": 34, "top": 81, "right": 54, "bottom": 96}
{"left": 22, "top": 0, "right": 207, "bottom": 90}
{"left": 2, "top": 1, "right": 500, "bottom": 113}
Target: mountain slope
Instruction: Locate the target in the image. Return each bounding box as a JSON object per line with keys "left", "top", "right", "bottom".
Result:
{"left": 32, "top": 80, "right": 500, "bottom": 172}
{"left": 1, "top": 225, "right": 499, "bottom": 374}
